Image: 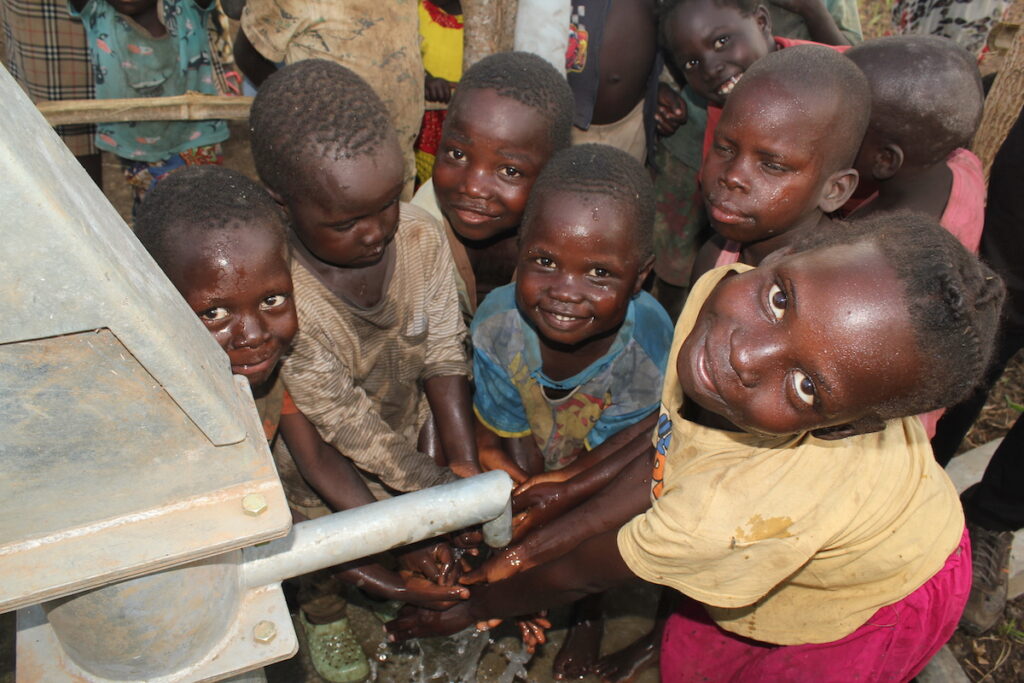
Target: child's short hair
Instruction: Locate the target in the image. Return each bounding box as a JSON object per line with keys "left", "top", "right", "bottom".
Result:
{"left": 846, "top": 36, "right": 983, "bottom": 166}
{"left": 249, "top": 59, "right": 393, "bottom": 201}
{"left": 521, "top": 144, "right": 655, "bottom": 261}
{"left": 658, "top": 0, "right": 762, "bottom": 42}
{"left": 788, "top": 212, "right": 1005, "bottom": 421}
{"left": 737, "top": 45, "right": 871, "bottom": 169}
{"left": 450, "top": 51, "right": 574, "bottom": 151}
{"left": 135, "top": 166, "right": 286, "bottom": 271}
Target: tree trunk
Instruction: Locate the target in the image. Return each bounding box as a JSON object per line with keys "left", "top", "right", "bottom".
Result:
{"left": 461, "top": 0, "right": 519, "bottom": 71}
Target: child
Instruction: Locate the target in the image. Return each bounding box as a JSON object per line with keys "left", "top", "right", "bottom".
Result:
{"left": 690, "top": 44, "right": 867, "bottom": 279}
{"left": 471, "top": 144, "right": 673, "bottom": 676}
{"left": 134, "top": 166, "right": 470, "bottom": 683}
{"left": 249, "top": 58, "right": 480, "bottom": 495}
{"left": 415, "top": 0, "right": 463, "bottom": 187}
{"left": 650, "top": 0, "right": 850, "bottom": 319}
{"left": 845, "top": 36, "right": 986, "bottom": 253}
{"left": 68, "top": 0, "right": 228, "bottom": 212}
{"left": 234, "top": 0, "right": 423, "bottom": 199}
{"left": 411, "top": 50, "right": 574, "bottom": 319}
{"left": 388, "top": 212, "right": 1005, "bottom": 682}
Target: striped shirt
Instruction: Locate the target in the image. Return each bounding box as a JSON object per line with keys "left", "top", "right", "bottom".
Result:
{"left": 281, "top": 203, "right": 468, "bottom": 493}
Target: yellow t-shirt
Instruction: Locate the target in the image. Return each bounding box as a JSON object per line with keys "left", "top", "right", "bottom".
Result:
{"left": 419, "top": 0, "right": 463, "bottom": 83}
{"left": 617, "top": 264, "right": 964, "bottom": 645}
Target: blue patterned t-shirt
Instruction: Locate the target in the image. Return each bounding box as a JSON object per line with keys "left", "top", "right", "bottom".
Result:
{"left": 70, "top": 0, "right": 228, "bottom": 161}
{"left": 472, "top": 284, "right": 673, "bottom": 471}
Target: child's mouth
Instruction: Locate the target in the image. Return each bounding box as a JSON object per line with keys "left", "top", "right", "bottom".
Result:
{"left": 538, "top": 308, "right": 590, "bottom": 331}
{"left": 717, "top": 73, "right": 742, "bottom": 98}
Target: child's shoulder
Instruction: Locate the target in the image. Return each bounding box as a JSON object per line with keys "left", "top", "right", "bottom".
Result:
{"left": 397, "top": 201, "right": 448, "bottom": 256}
{"left": 629, "top": 291, "right": 675, "bottom": 361}
{"left": 470, "top": 283, "right": 518, "bottom": 333}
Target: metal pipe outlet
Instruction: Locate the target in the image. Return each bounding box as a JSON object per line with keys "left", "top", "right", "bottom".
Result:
{"left": 242, "top": 471, "right": 513, "bottom": 589}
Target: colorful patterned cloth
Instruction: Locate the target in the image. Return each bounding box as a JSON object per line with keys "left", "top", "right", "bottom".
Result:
{"left": 472, "top": 284, "right": 672, "bottom": 471}
{"left": 415, "top": 0, "right": 463, "bottom": 186}
{"left": 122, "top": 141, "right": 222, "bottom": 215}
{"left": 1, "top": 0, "right": 96, "bottom": 155}
{"left": 893, "top": 0, "right": 1011, "bottom": 56}
{"left": 69, "top": 0, "right": 228, "bottom": 162}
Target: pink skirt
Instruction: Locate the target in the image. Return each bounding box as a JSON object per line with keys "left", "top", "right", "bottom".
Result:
{"left": 660, "top": 528, "right": 971, "bottom": 682}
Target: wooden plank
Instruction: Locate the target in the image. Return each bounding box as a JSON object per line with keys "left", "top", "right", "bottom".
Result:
{"left": 36, "top": 94, "right": 254, "bottom": 126}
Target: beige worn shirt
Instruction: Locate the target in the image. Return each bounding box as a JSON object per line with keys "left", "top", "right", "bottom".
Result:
{"left": 411, "top": 178, "right": 477, "bottom": 321}
{"left": 241, "top": 0, "right": 424, "bottom": 193}
{"left": 281, "top": 203, "right": 467, "bottom": 493}
{"left": 618, "top": 264, "right": 964, "bottom": 645}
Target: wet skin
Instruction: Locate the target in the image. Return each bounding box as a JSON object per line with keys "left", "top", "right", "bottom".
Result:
{"left": 516, "top": 192, "right": 653, "bottom": 382}
{"left": 701, "top": 76, "right": 851, "bottom": 246}
{"left": 678, "top": 241, "right": 922, "bottom": 436}
{"left": 663, "top": 0, "right": 775, "bottom": 106}
{"left": 280, "top": 141, "right": 405, "bottom": 308}
{"left": 167, "top": 226, "right": 298, "bottom": 388}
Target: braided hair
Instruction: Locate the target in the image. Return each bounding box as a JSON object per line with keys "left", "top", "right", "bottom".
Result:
{"left": 789, "top": 212, "right": 1005, "bottom": 420}
{"left": 521, "top": 144, "right": 655, "bottom": 262}
{"left": 249, "top": 59, "right": 395, "bottom": 201}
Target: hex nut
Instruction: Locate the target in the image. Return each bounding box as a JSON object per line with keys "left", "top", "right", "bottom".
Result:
{"left": 253, "top": 620, "right": 277, "bottom": 644}
{"left": 242, "top": 493, "right": 268, "bottom": 516}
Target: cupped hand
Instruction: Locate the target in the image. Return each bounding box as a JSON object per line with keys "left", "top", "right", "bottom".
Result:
{"left": 386, "top": 603, "right": 476, "bottom": 642}
{"left": 398, "top": 572, "right": 470, "bottom": 610}
{"left": 399, "top": 541, "right": 456, "bottom": 585}
{"left": 459, "top": 545, "right": 526, "bottom": 586}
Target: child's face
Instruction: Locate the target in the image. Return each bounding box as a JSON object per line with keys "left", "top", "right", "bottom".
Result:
{"left": 432, "top": 88, "right": 554, "bottom": 242}
{"left": 701, "top": 80, "right": 848, "bottom": 242}
{"left": 285, "top": 142, "right": 404, "bottom": 268}
{"left": 678, "top": 241, "right": 921, "bottom": 435}
{"left": 516, "top": 192, "right": 652, "bottom": 350}
{"left": 664, "top": 0, "right": 774, "bottom": 106}
{"left": 170, "top": 227, "right": 298, "bottom": 388}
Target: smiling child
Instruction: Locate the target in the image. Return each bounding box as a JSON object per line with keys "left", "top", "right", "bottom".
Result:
{"left": 389, "top": 212, "right": 1005, "bottom": 681}
{"left": 690, "top": 44, "right": 867, "bottom": 281}
{"left": 412, "top": 51, "right": 574, "bottom": 318}
{"left": 471, "top": 144, "right": 673, "bottom": 677}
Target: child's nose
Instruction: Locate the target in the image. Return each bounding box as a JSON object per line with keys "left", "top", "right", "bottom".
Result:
{"left": 719, "top": 159, "right": 749, "bottom": 192}
{"left": 548, "top": 274, "right": 584, "bottom": 303}
{"left": 234, "top": 312, "right": 270, "bottom": 347}
{"left": 729, "top": 327, "right": 783, "bottom": 388}
{"left": 460, "top": 166, "right": 491, "bottom": 198}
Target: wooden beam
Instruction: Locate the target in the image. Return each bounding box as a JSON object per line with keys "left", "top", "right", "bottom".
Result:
{"left": 973, "top": 0, "right": 1024, "bottom": 181}
{"left": 461, "top": 0, "right": 519, "bottom": 70}
{"left": 36, "top": 94, "right": 254, "bottom": 126}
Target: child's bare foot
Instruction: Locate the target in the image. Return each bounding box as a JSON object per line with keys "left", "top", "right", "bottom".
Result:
{"left": 552, "top": 595, "right": 603, "bottom": 680}
{"left": 590, "top": 632, "right": 658, "bottom": 683}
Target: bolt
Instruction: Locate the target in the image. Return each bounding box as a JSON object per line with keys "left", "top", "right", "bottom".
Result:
{"left": 242, "top": 493, "right": 267, "bottom": 516}
{"left": 253, "top": 620, "right": 277, "bottom": 644}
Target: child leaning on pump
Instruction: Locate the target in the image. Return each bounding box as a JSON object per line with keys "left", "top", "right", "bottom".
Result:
{"left": 134, "top": 166, "right": 471, "bottom": 683}
{"left": 470, "top": 143, "right": 674, "bottom": 678}
{"left": 388, "top": 211, "right": 1006, "bottom": 682}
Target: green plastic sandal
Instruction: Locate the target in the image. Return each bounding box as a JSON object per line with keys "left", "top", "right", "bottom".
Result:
{"left": 301, "top": 612, "right": 370, "bottom": 683}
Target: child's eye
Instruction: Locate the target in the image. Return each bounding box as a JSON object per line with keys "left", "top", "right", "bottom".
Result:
{"left": 684, "top": 58, "right": 699, "bottom": 71}
{"left": 200, "top": 307, "right": 229, "bottom": 322}
{"left": 792, "top": 371, "right": 816, "bottom": 406}
{"left": 445, "top": 148, "right": 465, "bottom": 161}
{"left": 534, "top": 256, "right": 555, "bottom": 268}
{"left": 500, "top": 166, "right": 522, "bottom": 179}
{"left": 762, "top": 161, "right": 787, "bottom": 173}
{"left": 261, "top": 294, "right": 289, "bottom": 310}
{"left": 767, "top": 283, "right": 788, "bottom": 320}
{"left": 714, "top": 35, "right": 730, "bottom": 49}
{"left": 588, "top": 267, "right": 612, "bottom": 278}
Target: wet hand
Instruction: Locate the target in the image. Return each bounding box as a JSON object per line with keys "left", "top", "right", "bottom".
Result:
{"left": 386, "top": 603, "right": 475, "bottom": 641}
{"left": 460, "top": 545, "right": 526, "bottom": 585}
{"left": 398, "top": 572, "right": 470, "bottom": 610}
{"left": 517, "top": 613, "right": 551, "bottom": 654}
{"left": 449, "top": 461, "right": 483, "bottom": 479}
{"left": 655, "top": 83, "right": 688, "bottom": 136}
{"left": 514, "top": 470, "right": 571, "bottom": 497}
{"left": 479, "top": 446, "right": 530, "bottom": 484}
{"left": 399, "top": 541, "right": 456, "bottom": 585}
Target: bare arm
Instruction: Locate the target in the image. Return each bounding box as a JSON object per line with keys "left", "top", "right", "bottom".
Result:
{"left": 233, "top": 27, "right": 277, "bottom": 86}
{"left": 425, "top": 374, "right": 481, "bottom": 478}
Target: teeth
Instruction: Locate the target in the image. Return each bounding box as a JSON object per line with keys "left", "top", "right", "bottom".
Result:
{"left": 718, "top": 74, "right": 742, "bottom": 96}
{"left": 552, "top": 314, "right": 577, "bottom": 322}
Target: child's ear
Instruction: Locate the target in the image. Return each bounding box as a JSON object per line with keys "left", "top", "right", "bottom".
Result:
{"left": 634, "top": 255, "right": 656, "bottom": 295}
{"left": 264, "top": 185, "right": 289, "bottom": 211}
{"left": 817, "top": 168, "right": 859, "bottom": 214}
{"left": 753, "top": 5, "right": 773, "bottom": 39}
{"left": 870, "top": 143, "right": 904, "bottom": 181}
{"left": 811, "top": 416, "right": 886, "bottom": 441}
